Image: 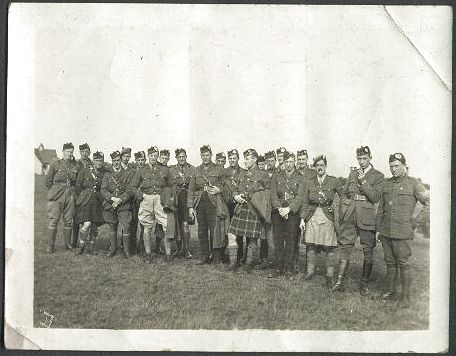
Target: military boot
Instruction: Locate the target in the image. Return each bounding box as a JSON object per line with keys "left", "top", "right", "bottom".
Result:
{"left": 381, "top": 265, "right": 398, "bottom": 301}
{"left": 75, "top": 229, "right": 88, "bottom": 255}
{"left": 332, "top": 259, "right": 349, "bottom": 292}
{"left": 244, "top": 240, "right": 258, "bottom": 273}
{"left": 302, "top": 248, "right": 316, "bottom": 281}
{"left": 397, "top": 267, "right": 412, "bottom": 309}
{"left": 122, "top": 233, "right": 131, "bottom": 258}
{"left": 107, "top": 230, "right": 117, "bottom": 257}
{"left": 182, "top": 230, "right": 192, "bottom": 259}
{"left": 46, "top": 228, "right": 57, "bottom": 254}
{"left": 359, "top": 261, "right": 373, "bottom": 296}
{"left": 71, "top": 223, "right": 80, "bottom": 250}
{"left": 63, "top": 227, "right": 73, "bottom": 251}
{"left": 173, "top": 239, "right": 183, "bottom": 258}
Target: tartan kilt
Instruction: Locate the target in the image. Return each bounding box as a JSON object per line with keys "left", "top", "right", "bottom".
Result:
{"left": 228, "top": 203, "right": 262, "bottom": 239}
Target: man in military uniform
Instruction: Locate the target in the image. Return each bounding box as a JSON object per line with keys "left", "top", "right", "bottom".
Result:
{"left": 226, "top": 149, "right": 271, "bottom": 272}
{"left": 270, "top": 151, "right": 305, "bottom": 278}
{"left": 257, "top": 155, "right": 266, "bottom": 170}
{"left": 276, "top": 147, "right": 286, "bottom": 172}
{"left": 332, "top": 146, "right": 385, "bottom": 295}
{"left": 120, "top": 147, "right": 135, "bottom": 171}
{"left": 129, "top": 146, "right": 175, "bottom": 263}
{"left": 296, "top": 149, "right": 316, "bottom": 182}
{"left": 169, "top": 148, "right": 195, "bottom": 258}
{"left": 188, "top": 145, "right": 227, "bottom": 264}
{"left": 44, "top": 142, "right": 79, "bottom": 253}
{"left": 216, "top": 152, "right": 227, "bottom": 168}
{"left": 72, "top": 143, "right": 93, "bottom": 249}
{"left": 101, "top": 151, "right": 134, "bottom": 258}
{"left": 159, "top": 149, "right": 170, "bottom": 166}
{"left": 375, "top": 153, "right": 429, "bottom": 308}
{"left": 132, "top": 151, "right": 146, "bottom": 256}
{"left": 265, "top": 150, "right": 278, "bottom": 176}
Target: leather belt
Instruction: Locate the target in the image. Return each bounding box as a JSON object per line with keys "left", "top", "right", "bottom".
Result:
{"left": 310, "top": 201, "right": 332, "bottom": 207}
{"left": 353, "top": 194, "right": 367, "bottom": 201}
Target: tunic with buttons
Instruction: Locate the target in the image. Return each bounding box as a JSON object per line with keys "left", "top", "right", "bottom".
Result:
{"left": 376, "top": 175, "right": 429, "bottom": 240}
{"left": 228, "top": 166, "right": 271, "bottom": 238}
{"left": 76, "top": 157, "right": 93, "bottom": 171}
{"left": 187, "top": 162, "right": 227, "bottom": 209}
{"left": 101, "top": 167, "right": 134, "bottom": 212}
{"left": 129, "top": 163, "right": 173, "bottom": 201}
{"left": 169, "top": 163, "right": 195, "bottom": 221}
{"left": 271, "top": 170, "right": 306, "bottom": 214}
{"left": 74, "top": 167, "right": 105, "bottom": 223}
{"left": 298, "top": 165, "right": 317, "bottom": 183}
{"left": 45, "top": 158, "right": 79, "bottom": 201}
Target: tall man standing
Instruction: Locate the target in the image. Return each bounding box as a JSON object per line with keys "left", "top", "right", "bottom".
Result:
{"left": 131, "top": 151, "right": 146, "bottom": 256}
{"left": 44, "top": 143, "right": 79, "bottom": 253}
{"left": 129, "top": 146, "right": 175, "bottom": 263}
{"left": 188, "top": 145, "right": 227, "bottom": 264}
{"left": 101, "top": 151, "right": 134, "bottom": 258}
{"left": 375, "top": 153, "right": 429, "bottom": 308}
{"left": 332, "top": 146, "right": 384, "bottom": 295}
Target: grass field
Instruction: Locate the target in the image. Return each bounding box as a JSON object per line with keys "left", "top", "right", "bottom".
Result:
{"left": 34, "top": 175, "right": 429, "bottom": 330}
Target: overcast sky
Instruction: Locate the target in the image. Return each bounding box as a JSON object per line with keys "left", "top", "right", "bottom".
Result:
{"left": 10, "top": 4, "right": 452, "bottom": 182}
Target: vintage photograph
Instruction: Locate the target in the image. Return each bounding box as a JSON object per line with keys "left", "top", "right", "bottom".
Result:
{"left": 5, "top": 3, "right": 451, "bottom": 352}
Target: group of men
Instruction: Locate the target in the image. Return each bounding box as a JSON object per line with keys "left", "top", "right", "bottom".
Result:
{"left": 44, "top": 142, "right": 429, "bottom": 309}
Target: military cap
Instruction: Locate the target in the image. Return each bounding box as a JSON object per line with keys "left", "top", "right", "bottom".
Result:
{"left": 93, "top": 151, "right": 104, "bottom": 160}
{"left": 200, "top": 145, "right": 211, "bottom": 154}
{"left": 79, "top": 143, "right": 90, "bottom": 150}
{"left": 276, "top": 147, "right": 286, "bottom": 155}
{"left": 356, "top": 146, "right": 371, "bottom": 157}
{"left": 264, "top": 150, "right": 276, "bottom": 160}
{"left": 257, "top": 155, "right": 265, "bottom": 163}
{"left": 297, "top": 149, "right": 308, "bottom": 157}
{"left": 121, "top": 147, "right": 132, "bottom": 156}
{"left": 110, "top": 151, "right": 121, "bottom": 159}
{"left": 134, "top": 151, "right": 146, "bottom": 160}
{"left": 389, "top": 152, "right": 406, "bottom": 165}
{"left": 148, "top": 146, "right": 159, "bottom": 154}
{"left": 175, "top": 148, "right": 186, "bottom": 157}
{"left": 227, "top": 149, "right": 239, "bottom": 157}
{"left": 283, "top": 151, "right": 295, "bottom": 160}
{"left": 313, "top": 154, "right": 327, "bottom": 167}
{"left": 243, "top": 148, "right": 258, "bottom": 158}
{"left": 216, "top": 152, "right": 226, "bottom": 159}
{"left": 63, "top": 142, "right": 74, "bottom": 150}
{"left": 160, "top": 149, "right": 170, "bottom": 156}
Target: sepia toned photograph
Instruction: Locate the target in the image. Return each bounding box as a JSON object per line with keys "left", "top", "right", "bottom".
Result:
{"left": 5, "top": 3, "right": 451, "bottom": 352}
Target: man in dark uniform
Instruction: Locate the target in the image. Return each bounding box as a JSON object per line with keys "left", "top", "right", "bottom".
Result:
{"left": 44, "top": 143, "right": 79, "bottom": 253}
{"left": 265, "top": 150, "right": 278, "bottom": 176}
{"left": 169, "top": 148, "right": 195, "bottom": 258}
{"left": 332, "top": 146, "right": 385, "bottom": 295}
{"left": 270, "top": 151, "right": 305, "bottom": 278}
{"left": 376, "top": 153, "right": 429, "bottom": 308}
{"left": 71, "top": 143, "right": 93, "bottom": 250}
{"left": 101, "top": 151, "right": 134, "bottom": 258}
{"left": 257, "top": 155, "right": 266, "bottom": 170}
{"left": 216, "top": 152, "right": 227, "bottom": 168}
{"left": 296, "top": 149, "right": 316, "bottom": 182}
{"left": 276, "top": 147, "right": 286, "bottom": 172}
{"left": 129, "top": 146, "right": 175, "bottom": 263}
{"left": 159, "top": 149, "right": 170, "bottom": 167}
{"left": 187, "top": 145, "right": 227, "bottom": 264}
{"left": 132, "top": 151, "right": 146, "bottom": 256}
{"left": 120, "top": 147, "right": 135, "bottom": 171}
{"left": 225, "top": 149, "right": 246, "bottom": 263}
{"left": 226, "top": 149, "right": 270, "bottom": 272}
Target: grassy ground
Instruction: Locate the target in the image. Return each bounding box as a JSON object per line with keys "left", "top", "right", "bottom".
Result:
{"left": 34, "top": 175, "right": 429, "bottom": 330}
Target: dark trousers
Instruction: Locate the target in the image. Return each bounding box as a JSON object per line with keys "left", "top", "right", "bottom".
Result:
{"left": 272, "top": 211, "right": 299, "bottom": 272}
{"left": 131, "top": 203, "right": 143, "bottom": 253}
{"left": 380, "top": 236, "right": 412, "bottom": 268}
{"left": 196, "top": 193, "right": 216, "bottom": 259}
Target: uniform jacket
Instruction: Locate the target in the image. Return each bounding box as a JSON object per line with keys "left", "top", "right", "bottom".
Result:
{"left": 187, "top": 161, "right": 227, "bottom": 209}
{"left": 45, "top": 158, "right": 79, "bottom": 201}
{"left": 169, "top": 163, "right": 195, "bottom": 194}
{"left": 101, "top": 167, "right": 134, "bottom": 211}
{"left": 76, "top": 157, "right": 93, "bottom": 171}
{"left": 298, "top": 166, "right": 317, "bottom": 182}
{"left": 270, "top": 169, "right": 305, "bottom": 214}
{"left": 300, "top": 174, "right": 341, "bottom": 222}
{"left": 160, "top": 186, "right": 178, "bottom": 211}
{"left": 129, "top": 163, "right": 173, "bottom": 200}
{"left": 75, "top": 167, "right": 105, "bottom": 207}
{"left": 376, "top": 175, "right": 430, "bottom": 240}
{"left": 340, "top": 165, "right": 384, "bottom": 230}
{"left": 121, "top": 162, "right": 136, "bottom": 172}
{"left": 224, "top": 165, "right": 246, "bottom": 193}
{"left": 266, "top": 167, "right": 279, "bottom": 179}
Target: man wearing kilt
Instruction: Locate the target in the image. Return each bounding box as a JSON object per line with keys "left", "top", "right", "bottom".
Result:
{"left": 131, "top": 151, "right": 146, "bottom": 256}
{"left": 300, "top": 155, "right": 341, "bottom": 288}
{"left": 169, "top": 148, "right": 195, "bottom": 259}
{"left": 188, "top": 145, "right": 228, "bottom": 265}
{"left": 73, "top": 151, "right": 106, "bottom": 255}
{"left": 226, "top": 149, "right": 270, "bottom": 272}
{"left": 101, "top": 151, "right": 135, "bottom": 258}
{"left": 225, "top": 149, "right": 246, "bottom": 263}
{"left": 269, "top": 151, "right": 305, "bottom": 278}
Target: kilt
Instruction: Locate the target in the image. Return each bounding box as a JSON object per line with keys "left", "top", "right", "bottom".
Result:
{"left": 176, "top": 189, "right": 189, "bottom": 222}
{"left": 229, "top": 203, "right": 262, "bottom": 239}
{"left": 75, "top": 192, "right": 104, "bottom": 224}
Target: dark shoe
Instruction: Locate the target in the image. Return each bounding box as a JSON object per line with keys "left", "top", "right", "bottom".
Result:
{"left": 359, "top": 261, "right": 373, "bottom": 296}
{"left": 397, "top": 267, "right": 412, "bottom": 309}
{"left": 184, "top": 250, "right": 193, "bottom": 259}
{"left": 75, "top": 246, "right": 85, "bottom": 255}
{"left": 382, "top": 265, "right": 398, "bottom": 301}
{"left": 331, "top": 259, "right": 349, "bottom": 292}
{"left": 173, "top": 249, "right": 183, "bottom": 258}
